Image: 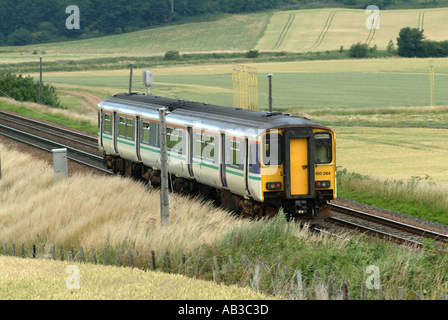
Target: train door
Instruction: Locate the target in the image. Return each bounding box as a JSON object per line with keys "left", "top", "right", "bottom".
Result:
{"left": 98, "top": 109, "right": 103, "bottom": 149}
{"left": 113, "top": 111, "right": 119, "bottom": 155}
{"left": 244, "top": 138, "right": 250, "bottom": 196}
{"left": 187, "top": 127, "right": 194, "bottom": 177}
{"left": 220, "top": 133, "right": 227, "bottom": 188}
{"left": 289, "top": 138, "right": 308, "bottom": 195}
{"left": 284, "top": 128, "right": 315, "bottom": 198}
{"left": 136, "top": 116, "right": 142, "bottom": 162}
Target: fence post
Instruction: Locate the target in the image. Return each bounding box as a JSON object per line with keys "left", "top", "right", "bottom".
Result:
{"left": 12, "top": 243, "right": 15, "bottom": 257}
{"left": 71, "top": 247, "right": 75, "bottom": 262}
{"left": 297, "top": 270, "right": 304, "bottom": 300}
{"left": 91, "top": 248, "right": 96, "bottom": 264}
{"left": 241, "top": 254, "right": 249, "bottom": 268}
{"left": 327, "top": 276, "right": 333, "bottom": 300}
{"left": 166, "top": 251, "right": 171, "bottom": 272}
{"left": 342, "top": 279, "right": 349, "bottom": 300}
{"left": 182, "top": 253, "right": 186, "bottom": 269}
{"left": 21, "top": 244, "right": 25, "bottom": 258}
{"left": 397, "top": 287, "right": 404, "bottom": 300}
{"left": 151, "top": 250, "right": 156, "bottom": 270}
{"left": 51, "top": 246, "right": 55, "bottom": 260}
{"left": 3, "top": 243, "right": 7, "bottom": 256}
{"left": 252, "top": 260, "right": 261, "bottom": 291}
{"left": 60, "top": 246, "right": 64, "bottom": 261}
{"left": 129, "top": 250, "right": 134, "bottom": 268}
{"left": 378, "top": 285, "right": 385, "bottom": 300}
{"left": 115, "top": 249, "right": 120, "bottom": 267}
{"left": 314, "top": 270, "right": 320, "bottom": 300}
{"left": 80, "top": 247, "right": 85, "bottom": 263}
{"left": 41, "top": 245, "right": 45, "bottom": 259}
{"left": 228, "top": 256, "right": 234, "bottom": 271}
{"left": 361, "top": 282, "right": 367, "bottom": 300}
{"left": 32, "top": 245, "right": 36, "bottom": 258}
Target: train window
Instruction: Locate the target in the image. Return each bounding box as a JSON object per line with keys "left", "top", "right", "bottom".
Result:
{"left": 314, "top": 132, "right": 332, "bottom": 164}
{"left": 142, "top": 121, "right": 150, "bottom": 145}
{"left": 103, "top": 113, "right": 111, "bottom": 134}
{"left": 195, "top": 133, "right": 205, "bottom": 158}
{"left": 263, "top": 132, "right": 282, "bottom": 166}
{"left": 126, "top": 118, "right": 134, "bottom": 140}
{"left": 230, "top": 139, "right": 240, "bottom": 167}
{"left": 204, "top": 136, "right": 215, "bottom": 162}
{"left": 167, "top": 127, "right": 183, "bottom": 154}
{"left": 119, "top": 117, "right": 126, "bottom": 137}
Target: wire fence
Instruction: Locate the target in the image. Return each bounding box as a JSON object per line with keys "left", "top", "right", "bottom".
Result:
{"left": 2, "top": 241, "right": 448, "bottom": 300}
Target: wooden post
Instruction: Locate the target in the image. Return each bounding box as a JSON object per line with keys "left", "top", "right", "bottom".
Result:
{"left": 60, "top": 246, "right": 64, "bottom": 261}
{"left": 228, "top": 256, "right": 234, "bottom": 271}
{"left": 182, "top": 253, "right": 186, "bottom": 268}
{"left": 314, "top": 270, "right": 320, "bottom": 299}
{"left": 327, "top": 276, "right": 333, "bottom": 300}
{"left": 39, "top": 56, "right": 43, "bottom": 104}
{"left": 151, "top": 250, "right": 156, "bottom": 270}
{"left": 41, "top": 245, "right": 45, "bottom": 259}
{"left": 241, "top": 254, "right": 249, "bottom": 268}
{"left": 80, "top": 247, "right": 85, "bottom": 263}
{"left": 297, "top": 270, "right": 304, "bottom": 300}
{"left": 51, "top": 246, "right": 55, "bottom": 260}
{"left": 252, "top": 260, "right": 261, "bottom": 291}
{"left": 129, "top": 250, "right": 134, "bottom": 268}
{"left": 3, "top": 243, "right": 7, "bottom": 256}
{"left": 342, "top": 279, "right": 349, "bottom": 300}
{"left": 361, "top": 282, "right": 367, "bottom": 300}
{"left": 378, "top": 285, "right": 386, "bottom": 300}
{"left": 397, "top": 287, "right": 404, "bottom": 300}
{"left": 21, "top": 244, "right": 25, "bottom": 258}
{"left": 159, "top": 108, "right": 170, "bottom": 226}
{"left": 91, "top": 248, "right": 96, "bottom": 264}
{"left": 71, "top": 247, "right": 75, "bottom": 262}
{"left": 115, "top": 249, "right": 120, "bottom": 267}
{"left": 12, "top": 243, "right": 15, "bottom": 257}
{"left": 32, "top": 245, "right": 36, "bottom": 258}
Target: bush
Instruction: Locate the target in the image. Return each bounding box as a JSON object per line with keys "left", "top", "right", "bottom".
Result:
{"left": 0, "top": 72, "right": 62, "bottom": 108}
{"left": 245, "top": 50, "right": 259, "bottom": 58}
{"left": 349, "top": 42, "right": 369, "bottom": 58}
{"left": 164, "top": 50, "right": 180, "bottom": 60}
{"left": 396, "top": 27, "right": 425, "bottom": 58}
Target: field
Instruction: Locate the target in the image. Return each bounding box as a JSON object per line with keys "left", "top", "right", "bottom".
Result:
{"left": 24, "top": 57, "right": 448, "bottom": 113}
{"left": 0, "top": 256, "right": 272, "bottom": 300}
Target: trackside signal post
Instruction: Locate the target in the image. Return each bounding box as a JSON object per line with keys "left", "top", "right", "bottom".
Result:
{"left": 159, "top": 107, "right": 170, "bottom": 226}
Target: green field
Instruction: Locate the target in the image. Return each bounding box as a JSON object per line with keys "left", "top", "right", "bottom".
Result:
{"left": 32, "top": 57, "right": 448, "bottom": 113}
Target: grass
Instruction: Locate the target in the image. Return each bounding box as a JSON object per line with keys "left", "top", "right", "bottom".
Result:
{"left": 0, "top": 256, "right": 272, "bottom": 300}
{"left": 2, "top": 140, "right": 448, "bottom": 299}
{"left": 256, "top": 8, "right": 448, "bottom": 52}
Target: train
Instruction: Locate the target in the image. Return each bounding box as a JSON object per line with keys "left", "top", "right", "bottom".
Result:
{"left": 97, "top": 93, "right": 336, "bottom": 224}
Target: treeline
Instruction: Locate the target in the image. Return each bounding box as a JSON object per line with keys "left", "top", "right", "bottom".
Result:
{"left": 397, "top": 27, "right": 448, "bottom": 58}
{"left": 0, "top": 0, "right": 288, "bottom": 46}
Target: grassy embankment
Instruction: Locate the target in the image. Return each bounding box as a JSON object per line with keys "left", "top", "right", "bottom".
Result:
{"left": 1, "top": 143, "right": 448, "bottom": 299}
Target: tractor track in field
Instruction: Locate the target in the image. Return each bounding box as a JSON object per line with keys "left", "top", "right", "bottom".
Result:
{"left": 309, "top": 11, "right": 336, "bottom": 50}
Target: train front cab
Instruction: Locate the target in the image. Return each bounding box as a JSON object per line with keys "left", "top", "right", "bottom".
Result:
{"left": 261, "top": 127, "right": 336, "bottom": 224}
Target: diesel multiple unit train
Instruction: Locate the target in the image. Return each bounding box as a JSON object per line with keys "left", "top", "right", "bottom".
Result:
{"left": 98, "top": 93, "right": 336, "bottom": 224}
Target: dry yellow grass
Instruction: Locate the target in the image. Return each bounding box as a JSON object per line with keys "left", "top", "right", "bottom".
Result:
{"left": 0, "top": 256, "right": 273, "bottom": 299}
{"left": 0, "top": 142, "right": 255, "bottom": 253}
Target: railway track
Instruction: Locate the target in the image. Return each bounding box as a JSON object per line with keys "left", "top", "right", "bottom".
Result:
{"left": 327, "top": 203, "right": 448, "bottom": 247}
{"left": 0, "top": 110, "right": 111, "bottom": 175}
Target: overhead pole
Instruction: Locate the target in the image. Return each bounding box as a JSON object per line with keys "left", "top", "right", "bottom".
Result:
{"left": 268, "top": 74, "right": 273, "bottom": 112}
{"left": 429, "top": 59, "right": 435, "bottom": 107}
{"left": 129, "top": 63, "right": 134, "bottom": 94}
{"left": 39, "top": 56, "right": 43, "bottom": 104}
{"left": 159, "top": 107, "right": 170, "bottom": 226}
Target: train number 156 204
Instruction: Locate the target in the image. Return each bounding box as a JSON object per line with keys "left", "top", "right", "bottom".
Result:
{"left": 316, "top": 171, "right": 331, "bottom": 176}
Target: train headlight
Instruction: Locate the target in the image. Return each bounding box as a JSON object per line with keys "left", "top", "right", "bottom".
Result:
{"left": 316, "top": 181, "right": 331, "bottom": 188}
{"left": 266, "top": 182, "right": 282, "bottom": 190}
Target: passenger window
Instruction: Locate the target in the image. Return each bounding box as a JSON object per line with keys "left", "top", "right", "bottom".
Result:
{"left": 167, "top": 127, "right": 183, "bottom": 154}
{"left": 195, "top": 133, "right": 205, "bottom": 158}
{"left": 205, "top": 135, "right": 215, "bottom": 162}
{"left": 126, "top": 118, "right": 134, "bottom": 140}
{"left": 142, "top": 122, "right": 150, "bottom": 145}
{"left": 119, "top": 117, "right": 126, "bottom": 137}
{"left": 103, "top": 113, "right": 111, "bottom": 134}
{"left": 230, "top": 139, "right": 240, "bottom": 167}
{"left": 314, "top": 132, "right": 332, "bottom": 164}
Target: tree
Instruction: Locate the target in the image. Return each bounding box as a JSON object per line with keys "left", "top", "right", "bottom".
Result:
{"left": 396, "top": 27, "right": 425, "bottom": 58}
{"left": 8, "top": 28, "right": 32, "bottom": 46}
{"left": 348, "top": 42, "right": 369, "bottom": 58}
